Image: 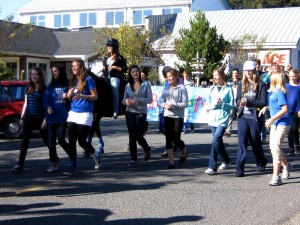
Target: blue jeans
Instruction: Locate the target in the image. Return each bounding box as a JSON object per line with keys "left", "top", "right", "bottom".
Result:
{"left": 47, "top": 123, "right": 69, "bottom": 162}
{"left": 209, "top": 126, "right": 231, "bottom": 171}
{"left": 236, "top": 117, "right": 267, "bottom": 174}
{"left": 110, "top": 77, "right": 120, "bottom": 114}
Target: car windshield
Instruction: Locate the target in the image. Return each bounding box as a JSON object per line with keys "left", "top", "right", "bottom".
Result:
{"left": 0, "top": 85, "right": 27, "bottom": 102}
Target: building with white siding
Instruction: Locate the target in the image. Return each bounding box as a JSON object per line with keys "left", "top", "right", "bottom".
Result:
{"left": 15, "top": 0, "right": 229, "bottom": 28}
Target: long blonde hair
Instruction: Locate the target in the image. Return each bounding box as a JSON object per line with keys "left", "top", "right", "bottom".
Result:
{"left": 268, "top": 71, "right": 287, "bottom": 93}
{"left": 241, "top": 70, "right": 259, "bottom": 93}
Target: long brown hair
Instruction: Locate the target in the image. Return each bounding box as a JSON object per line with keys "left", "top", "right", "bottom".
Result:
{"left": 241, "top": 69, "right": 259, "bottom": 93}
{"left": 26, "top": 67, "right": 45, "bottom": 94}
{"left": 69, "top": 59, "right": 87, "bottom": 92}
{"left": 212, "top": 67, "right": 226, "bottom": 86}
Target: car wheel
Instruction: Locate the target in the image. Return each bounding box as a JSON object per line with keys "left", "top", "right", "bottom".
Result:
{"left": 3, "top": 118, "right": 23, "bottom": 139}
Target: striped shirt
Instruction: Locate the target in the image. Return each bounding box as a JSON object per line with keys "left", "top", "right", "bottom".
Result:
{"left": 25, "top": 90, "right": 45, "bottom": 117}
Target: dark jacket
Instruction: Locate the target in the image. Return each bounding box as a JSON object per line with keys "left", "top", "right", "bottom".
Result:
{"left": 103, "top": 54, "right": 127, "bottom": 79}
{"left": 236, "top": 80, "right": 267, "bottom": 122}
{"left": 87, "top": 69, "right": 114, "bottom": 117}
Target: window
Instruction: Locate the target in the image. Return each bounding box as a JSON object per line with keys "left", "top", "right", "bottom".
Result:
{"left": 54, "top": 14, "right": 71, "bottom": 28}
{"left": 105, "top": 11, "right": 124, "bottom": 25}
{"left": 115, "top": 11, "right": 124, "bottom": 25}
{"left": 6, "top": 62, "right": 18, "bottom": 80}
{"left": 30, "top": 16, "right": 37, "bottom": 25}
{"left": 133, "top": 9, "right": 152, "bottom": 25}
{"left": 7, "top": 85, "right": 27, "bottom": 101}
{"left": 162, "top": 8, "right": 172, "bottom": 14}
{"left": 80, "top": 12, "right": 97, "bottom": 27}
{"left": 30, "top": 15, "right": 46, "bottom": 27}
{"left": 173, "top": 8, "right": 182, "bottom": 14}
{"left": 163, "top": 7, "right": 182, "bottom": 14}
{"left": 89, "top": 13, "right": 97, "bottom": 26}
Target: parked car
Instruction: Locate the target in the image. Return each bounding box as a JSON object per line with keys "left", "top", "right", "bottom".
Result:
{"left": 0, "top": 80, "right": 28, "bottom": 138}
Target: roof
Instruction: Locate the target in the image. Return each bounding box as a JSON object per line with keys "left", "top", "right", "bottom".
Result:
{"left": 153, "top": 7, "right": 300, "bottom": 50}
{"left": 53, "top": 29, "right": 98, "bottom": 56}
{"left": 0, "top": 20, "right": 99, "bottom": 58}
{"left": 15, "top": 0, "right": 192, "bottom": 13}
{"left": 0, "top": 21, "right": 59, "bottom": 57}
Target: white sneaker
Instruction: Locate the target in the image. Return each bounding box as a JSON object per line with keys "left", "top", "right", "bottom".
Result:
{"left": 269, "top": 176, "right": 282, "bottom": 186}
{"left": 205, "top": 168, "right": 217, "bottom": 175}
{"left": 218, "top": 163, "right": 231, "bottom": 170}
{"left": 93, "top": 151, "right": 101, "bottom": 170}
{"left": 45, "top": 161, "right": 59, "bottom": 173}
{"left": 282, "top": 163, "right": 292, "bottom": 179}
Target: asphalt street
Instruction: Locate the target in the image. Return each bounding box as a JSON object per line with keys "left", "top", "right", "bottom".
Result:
{"left": 0, "top": 117, "right": 300, "bottom": 225}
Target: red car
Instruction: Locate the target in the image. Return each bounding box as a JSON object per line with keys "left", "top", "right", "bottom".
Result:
{"left": 0, "top": 80, "right": 28, "bottom": 138}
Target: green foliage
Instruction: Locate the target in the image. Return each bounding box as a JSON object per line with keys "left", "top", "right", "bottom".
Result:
{"left": 174, "top": 11, "right": 230, "bottom": 77}
{"left": 227, "top": 0, "right": 300, "bottom": 9}
{"left": 229, "top": 33, "right": 268, "bottom": 65}
{"left": 95, "top": 23, "right": 153, "bottom": 66}
{"left": 148, "top": 70, "right": 160, "bottom": 85}
{"left": 0, "top": 61, "right": 14, "bottom": 80}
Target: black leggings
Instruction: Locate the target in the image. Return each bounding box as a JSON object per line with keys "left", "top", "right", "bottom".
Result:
{"left": 18, "top": 115, "right": 48, "bottom": 167}
{"left": 164, "top": 117, "right": 185, "bottom": 150}
{"left": 88, "top": 113, "right": 102, "bottom": 139}
{"left": 67, "top": 122, "right": 95, "bottom": 161}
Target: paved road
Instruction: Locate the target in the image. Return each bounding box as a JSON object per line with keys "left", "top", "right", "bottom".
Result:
{"left": 0, "top": 117, "right": 300, "bottom": 225}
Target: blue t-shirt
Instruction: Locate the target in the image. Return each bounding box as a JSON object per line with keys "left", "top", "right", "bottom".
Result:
{"left": 285, "top": 83, "right": 300, "bottom": 113}
{"left": 268, "top": 90, "right": 291, "bottom": 126}
{"left": 70, "top": 76, "right": 96, "bottom": 113}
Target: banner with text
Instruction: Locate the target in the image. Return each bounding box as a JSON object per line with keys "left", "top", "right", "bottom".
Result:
{"left": 147, "top": 86, "right": 210, "bottom": 123}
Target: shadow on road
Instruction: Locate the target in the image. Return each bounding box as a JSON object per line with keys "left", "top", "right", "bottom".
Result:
{"left": 0, "top": 203, "right": 202, "bottom": 225}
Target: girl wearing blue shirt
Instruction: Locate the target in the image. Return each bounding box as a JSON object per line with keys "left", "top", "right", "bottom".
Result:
{"left": 285, "top": 69, "right": 300, "bottom": 155}
{"left": 43, "top": 64, "right": 70, "bottom": 173}
{"left": 11, "top": 67, "right": 48, "bottom": 173}
{"left": 64, "top": 60, "right": 98, "bottom": 175}
{"left": 259, "top": 72, "right": 292, "bottom": 186}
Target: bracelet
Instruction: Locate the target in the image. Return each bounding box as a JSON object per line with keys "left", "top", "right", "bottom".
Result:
{"left": 87, "top": 95, "right": 90, "bottom": 100}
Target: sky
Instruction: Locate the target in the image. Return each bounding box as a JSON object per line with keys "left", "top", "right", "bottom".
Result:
{"left": 0, "top": 0, "right": 31, "bottom": 20}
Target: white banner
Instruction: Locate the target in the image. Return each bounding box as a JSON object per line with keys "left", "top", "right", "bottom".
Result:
{"left": 147, "top": 86, "right": 210, "bottom": 123}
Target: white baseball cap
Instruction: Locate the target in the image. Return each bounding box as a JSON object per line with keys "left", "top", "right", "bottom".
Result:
{"left": 243, "top": 61, "right": 256, "bottom": 71}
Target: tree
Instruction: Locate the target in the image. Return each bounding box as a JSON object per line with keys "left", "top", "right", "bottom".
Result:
{"left": 0, "top": 15, "right": 33, "bottom": 80}
{"left": 0, "top": 61, "right": 14, "bottom": 80}
{"left": 229, "top": 33, "right": 268, "bottom": 65}
{"left": 174, "top": 11, "right": 230, "bottom": 77}
{"left": 95, "top": 23, "right": 159, "bottom": 67}
{"left": 227, "top": 0, "right": 300, "bottom": 9}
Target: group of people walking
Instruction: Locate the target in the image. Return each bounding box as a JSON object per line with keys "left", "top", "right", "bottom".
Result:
{"left": 9, "top": 38, "right": 299, "bottom": 185}
{"left": 205, "top": 60, "right": 299, "bottom": 186}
